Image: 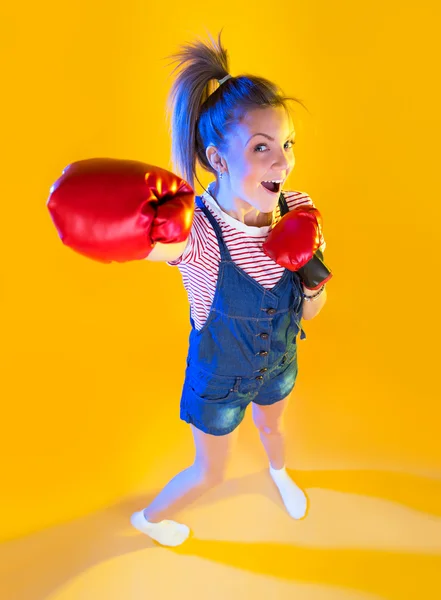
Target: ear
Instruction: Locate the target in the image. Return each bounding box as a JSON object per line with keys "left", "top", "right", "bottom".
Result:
{"left": 206, "top": 145, "right": 225, "bottom": 172}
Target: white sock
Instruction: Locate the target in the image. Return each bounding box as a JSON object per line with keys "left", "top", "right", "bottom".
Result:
{"left": 269, "top": 464, "right": 307, "bottom": 519}
{"left": 130, "top": 510, "right": 190, "bottom": 547}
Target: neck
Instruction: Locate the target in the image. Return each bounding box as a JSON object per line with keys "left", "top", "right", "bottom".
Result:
{"left": 209, "top": 180, "right": 273, "bottom": 227}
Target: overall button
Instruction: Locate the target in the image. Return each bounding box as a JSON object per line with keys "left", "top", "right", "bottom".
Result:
{"left": 256, "top": 375, "right": 264, "bottom": 380}
{"left": 260, "top": 333, "right": 269, "bottom": 339}
{"left": 266, "top": 308, "right": 276, "bottom": 315}
{"left": 258, "top": 351, "right": 268, "bottom": 356}
{"left": 259, "top": 368, "right": 268, "bottom": 373}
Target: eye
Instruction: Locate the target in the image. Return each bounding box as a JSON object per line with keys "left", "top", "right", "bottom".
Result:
{"left": 254, "top": 140, "right": 296, "bottom": 153}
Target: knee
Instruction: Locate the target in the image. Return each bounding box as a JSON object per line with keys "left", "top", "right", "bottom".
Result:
{"left": 193, "top": 462, "right": 227, "bottom": 487}
{"left": 254, "top": 418, "right": 282, "bottom": 436}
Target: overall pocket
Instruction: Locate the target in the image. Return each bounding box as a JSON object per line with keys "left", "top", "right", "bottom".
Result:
{"left": 186, "top": 369, "right": 240, "bottom": 403}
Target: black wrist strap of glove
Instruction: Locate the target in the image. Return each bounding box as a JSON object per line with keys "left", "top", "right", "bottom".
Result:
{"left": 297, "top": 248, "right": 332, "bottom": 289}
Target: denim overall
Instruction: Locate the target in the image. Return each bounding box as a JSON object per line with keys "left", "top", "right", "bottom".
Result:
{"left": 180, "top": 193, "right": 306, "bottom": 436}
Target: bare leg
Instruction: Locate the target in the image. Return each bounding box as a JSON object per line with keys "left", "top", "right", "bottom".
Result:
{"left": 131, "top": 424, "right": 238, "bottom": 545}
{"left": 252, "top": 397, "right": 307, "bottom": 519}
{"left": 143, "top": 424, "right": 238, "bottom": 521}
{"left": 252, "top": 398, "right": 289, "bottom": 469}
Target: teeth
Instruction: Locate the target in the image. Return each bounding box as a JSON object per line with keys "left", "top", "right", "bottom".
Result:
{"left": 262, "top": 179, "right": 283, "bottom": 183}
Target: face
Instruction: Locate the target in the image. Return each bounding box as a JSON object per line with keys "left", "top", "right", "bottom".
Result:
{"left": 210, "top": 105, "right": 296, "bottom": 215}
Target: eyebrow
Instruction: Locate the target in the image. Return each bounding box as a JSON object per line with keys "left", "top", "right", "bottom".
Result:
{"left": 246, "top": 130, "right": 296, "bottom": 145}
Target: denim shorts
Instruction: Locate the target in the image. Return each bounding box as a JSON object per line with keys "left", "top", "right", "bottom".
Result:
{"left": 179, "top": 344, "right": 298, "bottom": 436}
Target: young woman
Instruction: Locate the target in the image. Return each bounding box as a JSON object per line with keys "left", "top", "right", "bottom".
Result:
{"left": 129, "top": 31, "right": 330, "bottom": 547}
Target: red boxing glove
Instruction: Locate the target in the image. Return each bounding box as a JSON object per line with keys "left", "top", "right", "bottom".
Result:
{"left": 263, "top": 204, "right": 333, "bottom": 289}
{"left": 263, "top": 205, "right": 324, "bottom": 270}
{"left": 47, "top": 158, "right": 195, "bottom": 263}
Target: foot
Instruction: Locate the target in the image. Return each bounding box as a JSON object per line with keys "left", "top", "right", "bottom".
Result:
{"left": 130, "top": 510, "right": 190, "bottom": 547}
{"left": 269, "top": 465, "right": 308, "bottom": 519}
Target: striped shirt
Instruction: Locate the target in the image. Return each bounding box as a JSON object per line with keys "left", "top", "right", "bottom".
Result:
{"left": 167, "top": 182, "right": 326, "bottom": 331}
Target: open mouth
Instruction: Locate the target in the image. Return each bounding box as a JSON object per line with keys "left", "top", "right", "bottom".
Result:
{"left": 261, "top": 181, "right": 281, "bottom": 194}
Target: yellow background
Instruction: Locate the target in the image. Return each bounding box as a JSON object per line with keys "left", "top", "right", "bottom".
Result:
{"left": 1, "top": 1, "right": 440, "bottom": 596}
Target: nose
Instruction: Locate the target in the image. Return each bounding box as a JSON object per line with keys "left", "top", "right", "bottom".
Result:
{"left": 273, "top": 154, "right": 293, "bottom": 173}
{"left": 273, "top": 148, "right": 293, "bottom": 172}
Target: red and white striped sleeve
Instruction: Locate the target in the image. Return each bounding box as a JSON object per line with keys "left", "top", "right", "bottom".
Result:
{"left": 166, "top": 208, "right": 209, "bottom": 266}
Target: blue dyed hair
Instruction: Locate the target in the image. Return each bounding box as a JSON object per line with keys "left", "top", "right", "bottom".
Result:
{"left": 164, "top": 28, "right": 307, "bottom": 191}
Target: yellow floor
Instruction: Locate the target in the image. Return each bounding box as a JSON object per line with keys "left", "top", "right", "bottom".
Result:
{"left": 2, "top": 422, "right": 441, "bottom": 600}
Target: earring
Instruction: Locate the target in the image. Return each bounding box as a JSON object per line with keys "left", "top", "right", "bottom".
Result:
{"left": 219, "top": 171, "right": 223, "bottom": 179}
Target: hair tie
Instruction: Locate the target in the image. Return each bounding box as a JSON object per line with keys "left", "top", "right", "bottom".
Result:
{"left": 218, "top": 74, "right": 233, "bottom": 86}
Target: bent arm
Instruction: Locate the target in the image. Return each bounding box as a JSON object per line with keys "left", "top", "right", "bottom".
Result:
{"left": 301, "top": 286, "right": 327, "bottom": 320}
